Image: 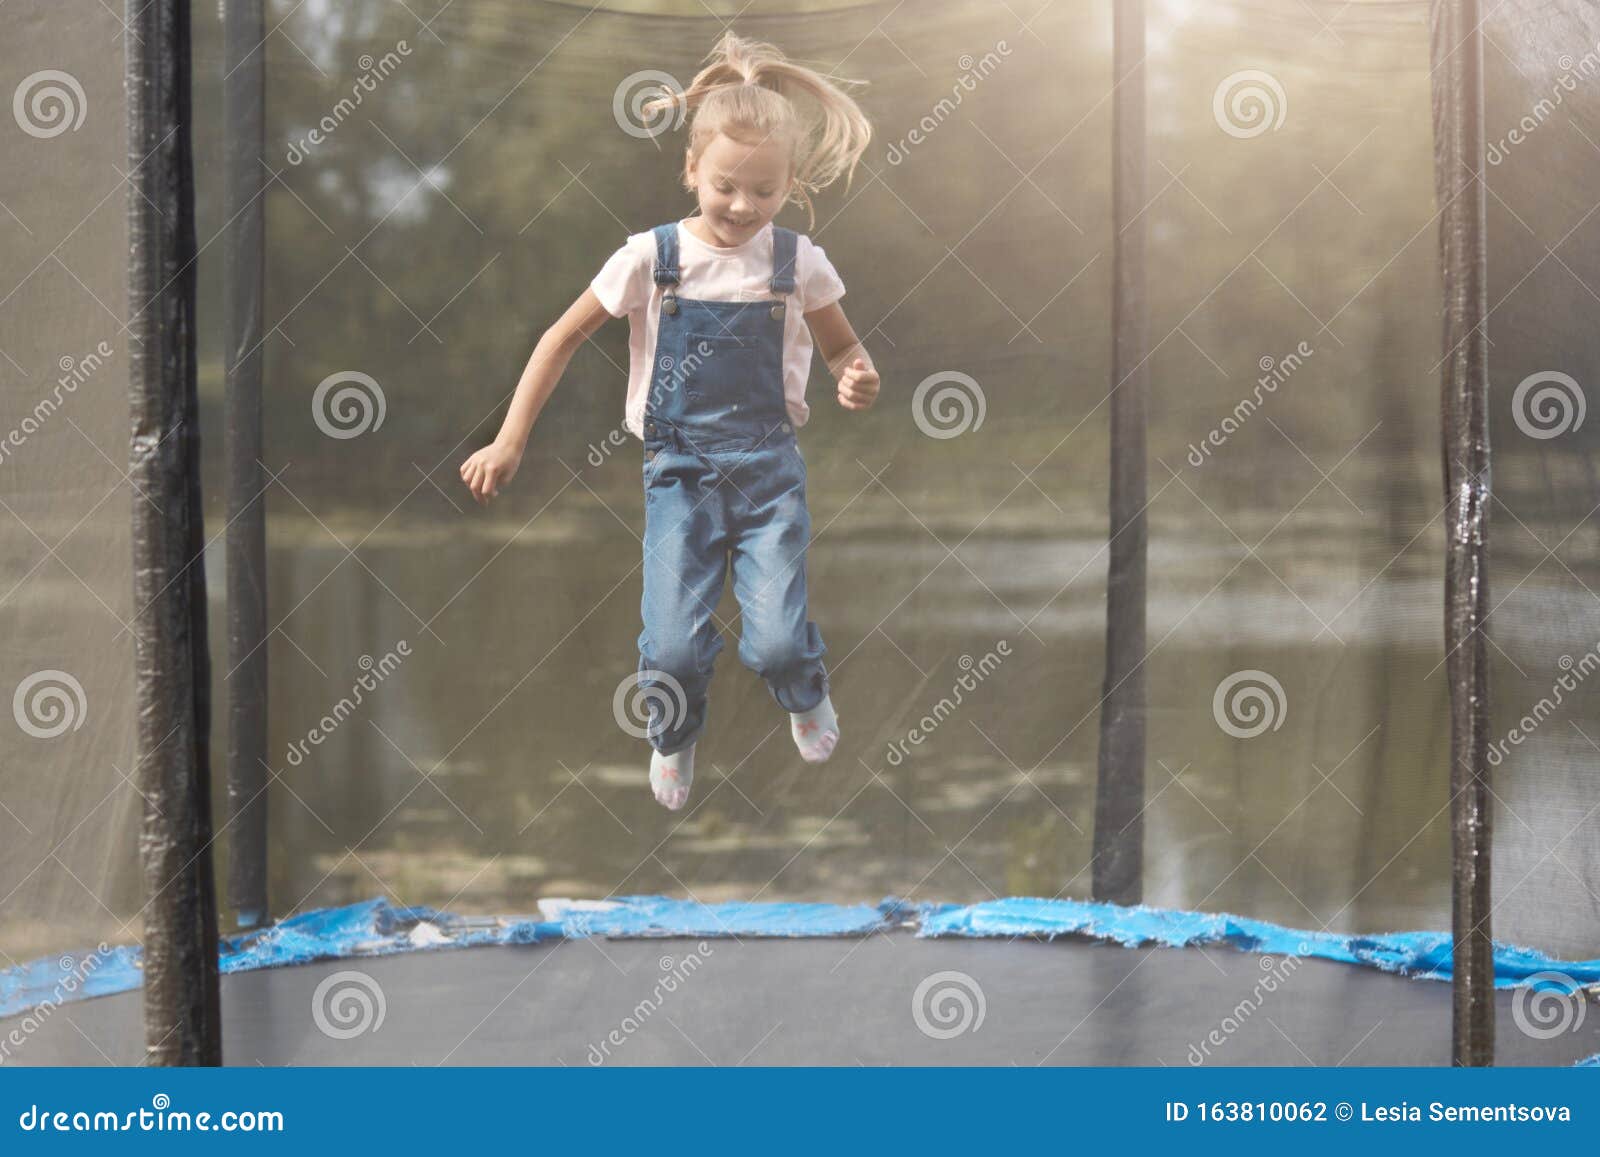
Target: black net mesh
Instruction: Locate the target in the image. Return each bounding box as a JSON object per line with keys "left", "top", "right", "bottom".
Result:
{"left": 3, "top": 0, "right": 1597, "bottom": 982}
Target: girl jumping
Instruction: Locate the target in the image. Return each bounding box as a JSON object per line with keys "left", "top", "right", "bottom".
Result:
{"left": 460, "top": 31, "right": 879, "bottom": 811}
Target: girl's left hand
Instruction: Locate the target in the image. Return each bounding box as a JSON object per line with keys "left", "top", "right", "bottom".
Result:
{"left": 837, "top": 358, "right": 879, "bottom": 411}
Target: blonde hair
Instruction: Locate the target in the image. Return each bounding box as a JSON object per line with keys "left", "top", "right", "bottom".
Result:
{"left": 641, "top": 31, "right": 872, "bottom": 229}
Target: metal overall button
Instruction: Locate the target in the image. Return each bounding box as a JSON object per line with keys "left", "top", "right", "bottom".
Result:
{"left": 663, "top": 293, "right": 679, "bottom": 315}
{"left": 769, "top": 301, "right": 785, "bottom": 320}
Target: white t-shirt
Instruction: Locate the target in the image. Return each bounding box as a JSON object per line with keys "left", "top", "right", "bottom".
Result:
{"left": 589, "top": 218, "right": 846, "bottom": 439}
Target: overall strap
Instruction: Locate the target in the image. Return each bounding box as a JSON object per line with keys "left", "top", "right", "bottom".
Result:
{"left": 651, "top": 223, "right": 680, "bottom": 287}
{"left": 769, "top": 226, "right": 798, "bottom": 295}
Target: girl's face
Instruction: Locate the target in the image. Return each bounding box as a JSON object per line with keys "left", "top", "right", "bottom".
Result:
{"left": 685, "top": 130, "right": 793, "bottom": 248}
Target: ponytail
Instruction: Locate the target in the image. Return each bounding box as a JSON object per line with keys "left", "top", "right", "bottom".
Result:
{"left": 641, "top": 31, "right": 872, "bottom": 228}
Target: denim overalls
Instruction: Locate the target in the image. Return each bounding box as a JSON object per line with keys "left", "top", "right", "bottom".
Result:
{"left": 637, "top": 221, "right": 828, "bottom": 754}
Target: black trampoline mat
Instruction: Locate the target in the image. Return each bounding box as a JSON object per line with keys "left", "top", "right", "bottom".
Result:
{"left": 5, "top": 935, "right": 1597, "bottom": 1066}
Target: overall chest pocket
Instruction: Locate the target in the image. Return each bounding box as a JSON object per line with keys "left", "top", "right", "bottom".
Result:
{"left": 682, "top": 331, "right": 761, "bottom": 404}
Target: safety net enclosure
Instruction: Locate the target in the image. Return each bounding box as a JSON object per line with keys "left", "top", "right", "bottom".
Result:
{"left": 2, "top": 1, "right": 141, "bottom": 965}
{"left": 2, "top": 0, "right": 1599, "bottom": 1066}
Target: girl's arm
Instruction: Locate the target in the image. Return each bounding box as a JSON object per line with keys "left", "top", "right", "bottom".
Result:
{"left": 496, "top": 287, "right": 614, "bottom": 451}
{"left": 805, "top": 302, "right": 880, "bottom": 412}
{"left": 460, "top": 288, "right": 615, "bottom": 505}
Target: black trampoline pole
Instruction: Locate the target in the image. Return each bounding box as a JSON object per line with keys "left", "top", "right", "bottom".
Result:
{"left": 1429, "top": 0, "right": 1494, "bottom": 1067}
{"left": 224, "top": 0, "right": 270, "bottom": 931}
{"left": 1092, "top": 0, "right": 1148, "bottom": 907}
{"left": 127, "top": 0, "right": 224, "bottom": 1065}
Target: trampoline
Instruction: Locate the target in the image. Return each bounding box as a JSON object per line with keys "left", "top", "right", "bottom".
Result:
{"left": 5, "top": 0, "right": 1600, "bottom": 1068}
{"left": 5, "top": 896, "right": 1600, "bottom": 1066}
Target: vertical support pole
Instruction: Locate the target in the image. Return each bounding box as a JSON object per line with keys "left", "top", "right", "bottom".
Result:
{"left": 1429, "top": 0, "right": 1494, "bottom": 1067}
{"left": 224, "top": 0, "right": 270, "bottom": 930}
{"left": 1093, "top": 0, "right": 1149, "bottom": 906}
{"left": 127, "top": 0, "right": 223, "bottom": 1065}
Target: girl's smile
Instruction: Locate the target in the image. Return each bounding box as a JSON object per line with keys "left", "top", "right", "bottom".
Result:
{"left": 684, "top": 129, "right": 794, "bottom": 249}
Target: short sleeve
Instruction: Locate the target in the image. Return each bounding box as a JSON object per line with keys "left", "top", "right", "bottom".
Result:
{"left": 589, "top": 235, "right": 652, "bottom": 318}
{"left": 798, "top": 235, "right": 846, "bottom": 313}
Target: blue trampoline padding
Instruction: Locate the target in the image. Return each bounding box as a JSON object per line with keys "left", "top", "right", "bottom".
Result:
{"left": 915, "top": 897, "right": 1600, "bottom": 991}
{"left": 5, "top": 894, "right": 1599, "bottom": 1033}
{"left": 556, "top": 896, "right": 886, "bottom": 938}
{"left": 0, "top": 943, "right": 145, "bottom": 1019}
{"left": 0, "top": 897, "right": 880, "bottom": 1020}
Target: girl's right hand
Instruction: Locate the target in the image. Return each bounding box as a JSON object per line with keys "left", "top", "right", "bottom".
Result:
{"left": 460, "top": 439, "right": 523, "bottom": 506}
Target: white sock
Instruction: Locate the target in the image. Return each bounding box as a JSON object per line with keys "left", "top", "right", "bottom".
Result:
{"left": 650, "top": 743, "right": 695, "bottom": 811}
{"left": 790, "top": 694, "right": 839, "bottom": 763}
